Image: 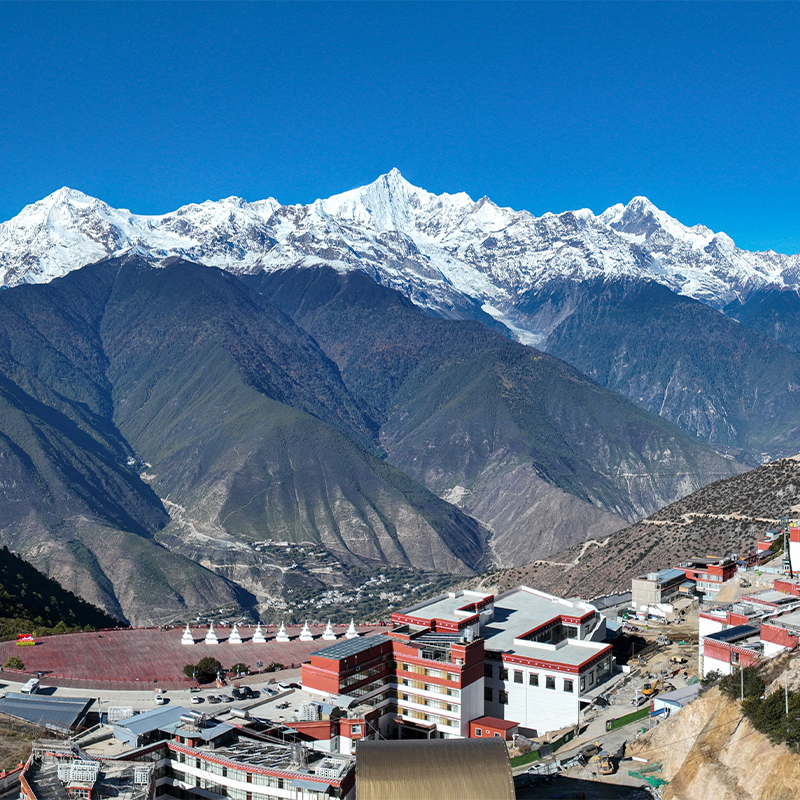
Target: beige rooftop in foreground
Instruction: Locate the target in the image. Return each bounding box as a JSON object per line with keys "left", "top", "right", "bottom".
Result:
{"left": 356, "top": 738, "right": 515, "bottom": 800}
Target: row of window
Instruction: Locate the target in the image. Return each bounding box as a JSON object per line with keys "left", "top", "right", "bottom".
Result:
{"left": 398, "top": 678, "right": 460, "bottom": 698}
{"left": 484, "top": 664, "right": 572, "bottom": 691}
{"left": 484, "top": 678, "right": 573, "bottom": 704}
{"left": 398, "top": 692, "right": 458, "bottom": 712}
{"left": 397, "top": 662, "right": 460, "bottom": 681}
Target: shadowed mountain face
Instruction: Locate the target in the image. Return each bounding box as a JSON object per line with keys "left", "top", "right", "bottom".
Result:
{"left": 0, "top": 257, "right": 490, "bottom": 623}
{"left": 523, "top": 279, "right": 800, "bottom": 465}
{"left": 245, "top": 267, "right": 744, "bottom": 566}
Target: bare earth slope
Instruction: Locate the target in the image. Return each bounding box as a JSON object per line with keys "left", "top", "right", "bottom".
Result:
{"left": 629, "top": 682, "right": 800, "bottom": 800}
{"left": 487, "top": 457, "right": 800, "bottom": 598}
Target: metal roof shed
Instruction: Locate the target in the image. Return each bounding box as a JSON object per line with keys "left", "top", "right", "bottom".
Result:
{"left": 356, "top": 738, "right": 515, "bottom": 800}
{"left": 0, "top": 692, "right": 93, "bottom": 734}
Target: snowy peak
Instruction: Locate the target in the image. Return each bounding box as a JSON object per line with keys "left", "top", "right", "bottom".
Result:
{"left": 1, "top": 174, "right": 799, "bottom": 333}
{"left": 601, "top": 195, "right": 716, "bottom": 250}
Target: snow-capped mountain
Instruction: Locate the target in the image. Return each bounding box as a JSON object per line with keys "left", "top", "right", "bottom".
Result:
{"left": 2, "top": 169, "right": 799, "bottom": 344}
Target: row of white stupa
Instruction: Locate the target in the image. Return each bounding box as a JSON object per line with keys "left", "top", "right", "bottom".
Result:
{"left": 181, "top": 620, "right": 360, "bottom": 645}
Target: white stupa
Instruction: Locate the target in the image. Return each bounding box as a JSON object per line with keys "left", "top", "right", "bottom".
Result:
{"left": 322, "top": 620, "right": 337, "bottom": 641}
{"left": 275, "top": 622, "right": 290, "bottom": 642}
{"left": 252, "top": 623, "right": 267, "bottom": 643}
{"left": 345, "top": 619, "right": 359, "bottom": 639}
{"left": 299, "top": 621, "right": 314, "bottom": 642}
{"left": 228, "top": 623, "right": 242, "bottom": 644}
{"left": 181, "top": 624, "right": 195, "bottom": 645}
{"left": 205, "top": 623, "right": 219, "bottom": 645}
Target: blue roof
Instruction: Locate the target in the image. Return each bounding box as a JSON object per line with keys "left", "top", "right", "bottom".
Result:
{"left": 655, "top": 569, "right": 687, "bottom": 584}
{"left": 0, "top": 693, "right": 92, "bottom": 733}
{"left": 706, "top": 624, "right": 759, "bottom": 643}
{"left": 113, "top": 705, "right": 188, "bottom": 736}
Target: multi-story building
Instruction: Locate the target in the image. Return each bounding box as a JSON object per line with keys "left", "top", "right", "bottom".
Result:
{"left": 677, "top": 557, "right": 737, "bottom": 597}
{"left": 302, "top": 586, "right": 615, "bottom": 738}
{"left": 698, "top": 589, "right": 800, "bottom": 677}
{"left": 631, "top": 568, "right": 688, "bottom": 611}
{"left": 21, "top": 707, "right": 358, "bottom": 800}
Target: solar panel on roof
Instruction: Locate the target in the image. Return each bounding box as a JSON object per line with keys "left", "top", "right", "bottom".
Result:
{"left": 706, "top": 624, "right": 759, "bottom": 642}
{"left": 310, "top": 635, "right": 383, "bottom": 659}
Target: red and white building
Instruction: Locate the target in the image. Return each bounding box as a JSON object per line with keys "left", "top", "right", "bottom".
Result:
{"left": 677, "top": 557, "right": 737, "bottom": 597}
{"left": 301, "top": 586, "right": 614, "bottom": 739}
{"left": 698, "top": 583, "right": 800, "bottom": 677}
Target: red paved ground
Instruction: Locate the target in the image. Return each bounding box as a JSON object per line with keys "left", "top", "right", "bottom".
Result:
{"left": 0, "top": 624, "right": 381, "bottom": 690}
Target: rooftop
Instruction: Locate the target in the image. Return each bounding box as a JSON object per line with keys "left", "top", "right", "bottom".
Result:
{"left": 190, "top": 738, "right": 353, "bottom": 784}
{"left": 0, "top": 692, "right": 93, "bottom": 733}
{"left": 478, "top": 588, "right": 608, "bottom": 668}
{"left": 635, "top": 568, "right": 686, "bottom": 585}
{"left": 310, "top": 635, "right": 384, "bottom": 660}
{"left": 25, "top": 742, "right": 153, "bottom": 800}
{"left": 395, "top": 590, "right": 492, "bottom": 624}
{"left": 706, "top": 624, "right": 760, "bottom": 644}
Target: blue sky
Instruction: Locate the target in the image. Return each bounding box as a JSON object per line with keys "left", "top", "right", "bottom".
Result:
{"left": 2, "top": 2, "right": 799, "bottom": 253}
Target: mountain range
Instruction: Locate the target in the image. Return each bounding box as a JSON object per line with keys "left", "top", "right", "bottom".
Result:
{"left": 3, "top": 171, "right": 800, "bottom": 622}
{"left": 3, "top": 170, "right": 800, "bottom": 463}
{"left": 0, "top": 253, "right": 741, "bottom": 623}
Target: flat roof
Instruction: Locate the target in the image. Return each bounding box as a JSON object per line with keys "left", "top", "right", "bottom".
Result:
{"left": 395, "top": 591, "right": 492, "bottom": 623}
{"left": 706, "top": 624, "right": 759, "bottom": 643}
{"left": 479, "top": 588, "right": 607, "bottom": 666}
{"left": 765, "top": 609, "right": 800, "bottom": 630}
{"left": 745, "top": 590, "right": 797, "bottom": 605}
{"left": 310, "top": 635, "right": 384, "bottom": 660}
{"left": 0, "top": 692, "right": 93, "bottom": 732}
{"left": 635, "top": 568, "right": 686, "bottom": 584}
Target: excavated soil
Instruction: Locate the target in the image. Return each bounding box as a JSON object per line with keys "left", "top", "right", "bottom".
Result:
{"left": 628, "top": 686, "right": 800, "bottom": 800}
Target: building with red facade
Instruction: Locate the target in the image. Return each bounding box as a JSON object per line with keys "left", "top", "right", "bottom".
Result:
{"left": 301, "top": 586, "right": 614, "bottom": 739}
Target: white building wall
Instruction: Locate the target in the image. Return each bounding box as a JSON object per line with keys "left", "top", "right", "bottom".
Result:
{"left": 698, "top": 615, "right": 727, "bottom": 676}
{"left": 702, "top": 652, "right": 732, "bottom": 678}
{"left": 459, "top": 678, "right": 484, "bottom": 738}
{"left": 790, "top": 539, "right": 800, "bottom": 573}
{"left": 484, "top": 663, "right": 579, "bottom": 735}
{"left": 762, "top": 640, "right": 790, "bottom": 659}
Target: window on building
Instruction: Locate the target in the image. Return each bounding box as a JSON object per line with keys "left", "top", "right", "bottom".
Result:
{"left": 529, "top": 672, "right": 539, "bottom": 686}
{"left": 484, "top": 664, "right": 493, "bottom": 678}
{"left": 514, "top": 670, "right": 523, "bottom": 684}
{"left": 545, "top": 676, "right": 556, "bottom": 690}
{"left": 475, "top": 727, "right": 482, "bottom": 736}
{"left": 564, "top": 679, "right": 574, "bottom": 693}
{"left": 580, "top": 676, "right": 585, "bottom": 691}
{"left": 499, "top": 691, "right": 508, "bottom": 705}
{"left": 484, "top": 687, "right": 493, "bottom": 702}
{"left": 494, "top": 732, "right": 502, "bottom": 738}
{"left": 499, "top": 667, "right": 509, "bottom": 680}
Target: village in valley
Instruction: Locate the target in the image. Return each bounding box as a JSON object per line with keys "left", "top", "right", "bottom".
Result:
{"left": 2, "top": 516, "right": 800, "bottom": 800}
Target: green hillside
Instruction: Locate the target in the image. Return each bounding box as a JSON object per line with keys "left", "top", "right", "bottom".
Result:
{"left": 247, "top": 267, "right": 743, "bottom": 565}
{"left": 0, "top": 546, "right": 119, "bottom": 640}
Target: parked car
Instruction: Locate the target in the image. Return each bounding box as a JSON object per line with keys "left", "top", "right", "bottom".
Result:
{"left": 190, "top": 695, "right": 203, "bottom": 704}
{"left": 208, "top": 695, "right": 221, "bottom": 704}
